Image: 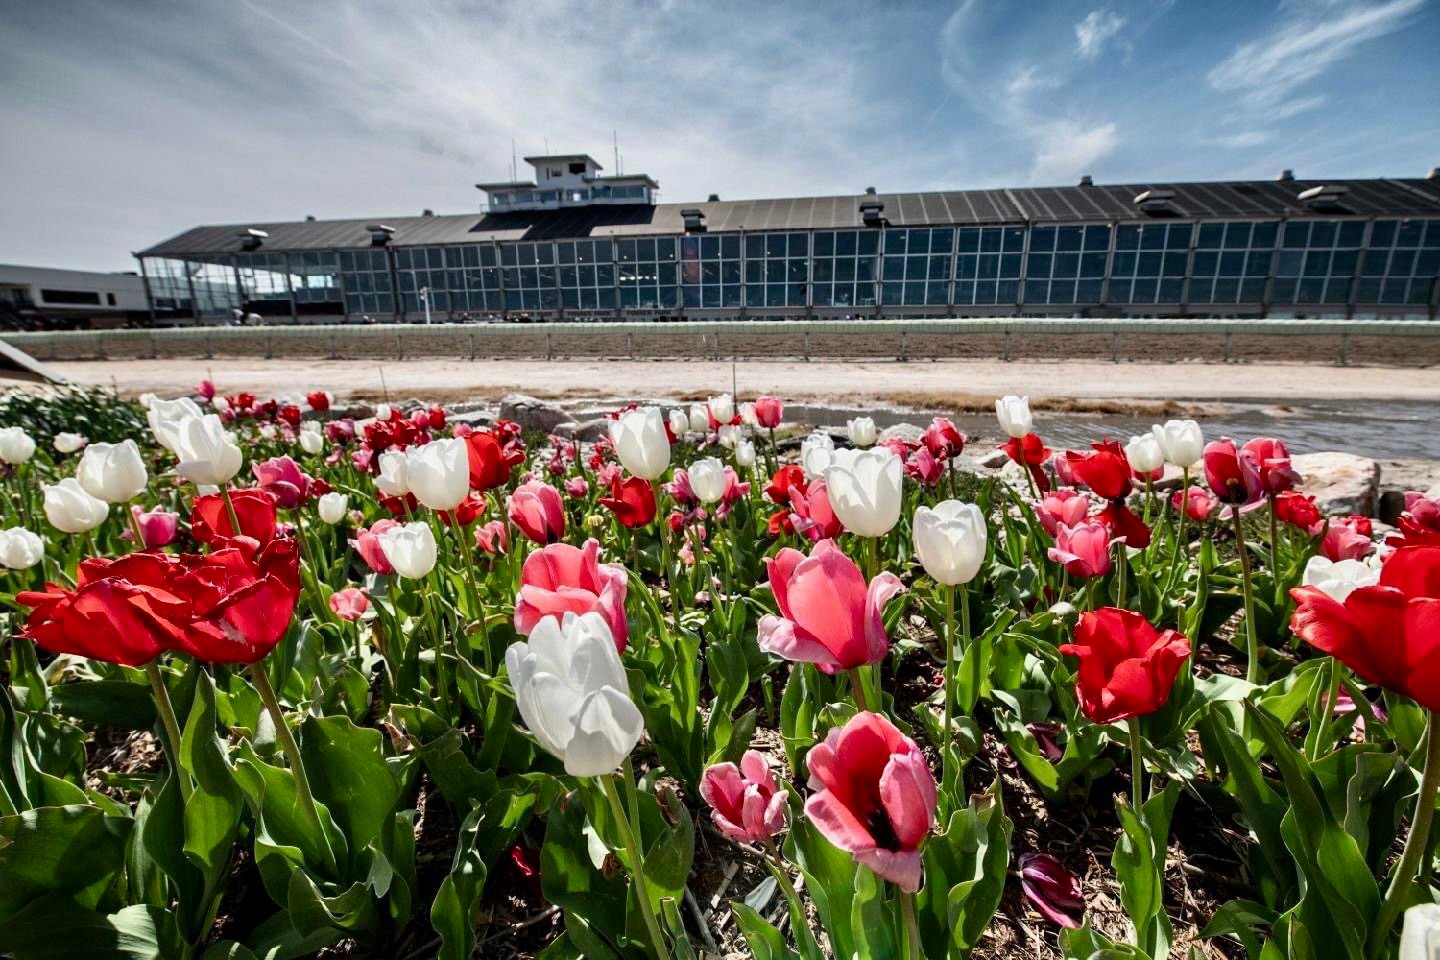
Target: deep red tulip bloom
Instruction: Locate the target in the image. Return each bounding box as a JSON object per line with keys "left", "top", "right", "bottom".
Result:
{"left": 252, "top": 455, "right": 313, "bottom": 508}
{"left": 329, "top": 586, "right": 368, "bottom": 622}
{"left": 700, "top": 750, "right": 789, "bottom": 843}
{"left": 1274, "top": 490, "right": 1323, "bottom": 533}
{"left": 514, "top": 538, "right": 629, "bottom": 651}
{"left": 753, "top": 396, "right": 784, "bottom": 429}
{"left": 1036, "top": 490, "right": 1090, "bottom": 537}
{"left": 764, "top": 464, "right": 808, "bottom": 505}
{"left": 352, "top": 519, "right": 399, "bottom": 574}
{"left": 1018, "top": 853, "right": 1085, "bottom": 929}
{"left": 192, "top": 489, "right": 278, "bottom": 546}
{"left": 804, "top": 711, "right": 937, "bottom": 892}
{"left": 508, "top": 480, "right": 566, "bottom": 545}
{"left": 922, "top": 417, "right": 965, "bottom": 460}
{"left": 1203, "top": 438, "right": 1262, "bottom": 505}
{"left": 437, "top": 493, "right": 487, "bottom": 528}
{"left": 1048, "top": 521, "right": 1113, "bottom": 579}
{"left": 1290, "top": 545, "right": 1440, "bottom": 711}
{"left": 1171, "top": 486, "right": 1218, "bottom": 522}
{"left": 1241, "top": 437, "right": 1299, "bottom": 496}
{"left": 427, "top": 406, "right": 447, "bottom": 430}
{"left": 1059, "top": 607, "right": 1192, "bottom": 724}
{"left": 1001, "top": 433, "right": 1052, "bottom": 493}
{"left": 1064, "top": 440, "right": 1133, "bottom": 500}
{"left": 1099, "top": 501, "right": 1151, "bottom": 549}
{"left": 601, "top": 474, "right": 657, "bottom": 528}
{"left": 1391, "top": 493, "right": 1440, "bottom": 548}
{"left": 758, "top": 538, "right": 903, "bottom": 674}
{"left": 305, "top": 390, "right": 330, "bottom": 412}
{"left": 466, "top": 430, "right": 524, "bottom": 492}
{"left": 173, "top": 540, "right": 301, "bottom": 664}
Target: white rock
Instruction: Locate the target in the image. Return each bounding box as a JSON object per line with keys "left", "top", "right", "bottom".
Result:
{"left": 1293, "top": 451, "right": 1381, "bottom": 518}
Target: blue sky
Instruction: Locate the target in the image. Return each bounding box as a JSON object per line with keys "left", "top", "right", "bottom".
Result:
{"left": 1, "top": 0, "right": 1437, "bottom": 271}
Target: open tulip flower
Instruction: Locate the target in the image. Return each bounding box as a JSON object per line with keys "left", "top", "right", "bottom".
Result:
{"left": 507, "top": 479, "right": 566, "bottom": 545}
{"left": 824, "top": 447, "right": 903, "bottom": 538}
{"left": 514, "top": 538, "right": 629, "bottom": 651}
{"left": 701, "top": 750, "right": 789, "bottom": 844}
{"left": 1060, "top": 607, "right": 1191, "bottom": 725}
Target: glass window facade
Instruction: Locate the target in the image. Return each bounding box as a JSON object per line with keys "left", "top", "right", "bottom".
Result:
{"left": 679, "top": 234, "right": 742, "bottom": 308}
{"left": 1111, "top": 223, "right": 1191, "bottom": 304}
{"left": 142, "top": 257, "right": 195, "bottom": 313}
{"left": 1023, "top": 225, "right": 1109, "bottom": 306}
{"left": 745, "top": 233, "right": 808, "bottom": 308}
{"left": 558, "top": 240, "right": 616, "bottom": 311}
{"left": 1271, "top": 219, "right": 1366, "bottom": 305}
{"left": 1358, "top": 219, "right": 1440, "bottom": 305}
{"left": 1188, "top": 222, "right": 1275, "bottom": 305}
{"left": 811, "top": 230, "right": 879, "bottom": 308}
{"left": 288, "top": 252, "right": 342, "bottom": 312}
{"left": 616, "top": 236, "right": 678, "bottom": 309}
{"left": 954, "top": 226, "right": 1024, "bottom": 306}
{"left": 880, "top": 228, "right": 952, "bottom": 306}
{"left": 499, "top": 242, "right": 559, "bottom": 312}
{"left": 338, "top": 249, "right": 395, "bottom": 316}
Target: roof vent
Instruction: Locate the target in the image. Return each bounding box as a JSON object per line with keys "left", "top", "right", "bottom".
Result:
{"left": 237, "top": 228, "right": 268, "bottom": 251}
{"left": 1133, "top": 189, "right": 1177, "bottom": 215}
{"left": 421, "top": 208, "right": 435, "bottom": 217}
{"left": 859, "top": 199, "right": 885, "bottom": 227}
{"left": 1297, "top": 184, "right": 1350, "bottom": 211}
{"left": 1078, "top": 174, "right": 1094, "bottom": 187}
{"left": 1428, "top": 167, "right": 1439, "bottom": 181}
{"left": 707, "top": 193, "right": 720, "bottom": 202}
{"left": 365, "top": 224, "right": 396, "bottom": 246}
{"left": 1278, "top": 168, "right": 1295, "bottom": 182}
{"left": 864, "top": 186, "right": 877, "bottom": 195}
{"left": 305, "top": 215, "right": 317, "bottom": 222}
{"left": 680, "top": 208, "right": 707, "bottom": 233}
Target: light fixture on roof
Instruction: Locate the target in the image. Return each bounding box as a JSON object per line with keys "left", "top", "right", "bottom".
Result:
{"left": 1297, "top": 184, "right": 1350, "bottom": 211}
{"left": 1278, "top": 168, "right": 1295, "bottom": 182}
{"left": 237, "top": 228, "right": 268, "bottom": 251}
{"left": 680, "top": 208, "right": 706, "bottom": 233}
{"left": 1078, "top": 174, "right": 1094, "bottom": 187}
{"left": 1132, "top": 189, "right": 1177, "bottom": 215}
{"left": 1429, "top": 167, "right": 1440, "bottom": 180}
{"left": 366, "top": 224, "right": 396, "bottom": 246}
{"left": 859, "top": 198, "right": 885, "bottom": 227}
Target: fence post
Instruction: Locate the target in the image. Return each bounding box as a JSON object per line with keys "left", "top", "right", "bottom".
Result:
{"left": 628, "top": 332, "right": 634, "bottom": 359}
{"left": 546, "top": 332, "right": 553, "bottom": 361}
{"left": 900, "top": 331, "right": 908, "bottom": 362}
{"left": 396, "top": 334, "right": 403, "bottom": 361}
{"left": 1111, "top": 331, "right": 1119, "bottom": 363}
{"left": 803, "top": 331, "right": 810, "bottom": 362}
{"left": 149, "top": 332, "right": 158, "bottom": 360}
{"left": 469, "top": 332, "right": 476, "bottom": 361}
{"left": 1002, "top": 330, "right": 1011, "bottom": 362}
{"left": 1224, "top": 331, "right": 1233, "bottom": 362}
{"left": 714, "top": 333, "right": 721, "bottom": 361}
{"left": 1338, "top": 331, "right": 1350, "bottom": 366}
{"left": 329, "top": 331, "right": 338, "bottom": 360}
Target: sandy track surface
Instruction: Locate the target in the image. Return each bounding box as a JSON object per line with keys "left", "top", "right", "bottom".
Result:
{"left": 24, "top": 356, "right": 1440, "bottom": 406}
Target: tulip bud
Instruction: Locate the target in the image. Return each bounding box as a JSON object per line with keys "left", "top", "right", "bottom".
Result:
{"left": 506, "top": 611, "right": 644, "bottom": 777}
{"left": 170, "top": 414, "right": 244, "bottom": 486}
{"left": 376, "top": 521, "right": 438, "bottom": 579}
{"left": 76, "top": 439, "right": 148, "bottom": 503}
{"left": 688, "top": 457, "right": 727, "bottom": 504}
{"left": 753, "top": 396, "right": 784, "bottom": 429}
{"left": 53, "top": 432, "right": 87, "bottom": 454}
{"left": 668, "top": 408, "right": 690, "bottom": 437}
{"left": 734, "top": 439, "right": 757, "bottom": 469}
{"left": 211, "top": 395, "right": 231, "bottom": 413}
{"left": 0, "top": 427, "right": 37, "bottom": 465}
{"left": 0, "top": 527, "right": 44, "bottom": 569}
{"left": 299, "top": 429, "right": 324, "bottom": 455}
{"left": 688, "top": 403, "right": 710, "bottom": 434}
{"left": 995, "top": 395, "right": 1033, "bottom": 438}
{"left": 146, "top": 396, "right": 205, "bottom": 452}
{"left": 708, "top": 393, "right": 735, "bottom": 425}
{"left": 609, "top": 407, "right": 671, "bottom": 480}
{"left": 739, "top": 402, "right": 759, "bottom": 427}
{"left": 1151, "top": 419, "right": 1204, "bottom": 469}
{"left": 43, "top": 477, "right": 109, "bottom": 534}
{"left": 716, "top": 424, "right": 742, "bottom": 449}
{"left": 318, "top": 492, "right": 350, "bottom": 525}
{"left": 847, "top": 417, "right": 877, "bottom": 448}
{"left": 405, "top": 437, "right": 471, "bottom": 511}
{"left": 131, "top": 506, "right": 179, "bottom": 548}
{"left": 375, "top": 402, "right": 392, "bottom": 421}
{"left": 800, "top": 431, "right": 835, "bottom": 480}
{"left": 375, "top": 450, "right": 410, "bottom": 497}
{"left": 1123, "top": 433, "right": 1165, "bottom": 475}
{"left": 824, "top": 448, "right": 903, "bottom": 538}
{"left": 913, "top": 500, "right": 987, "bottom": 586}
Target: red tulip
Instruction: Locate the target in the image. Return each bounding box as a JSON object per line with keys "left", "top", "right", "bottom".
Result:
{"left": 437, "top": 493, "right": 487, "bottom": 528}
{"left": 764, "top": 464, "right": 807, "bottom": 505}
{"left": 1098, "top": 501, "right": 1152, "bottom": 550}
{"left": 507, "top": 480, "right": 566, "bottom": 545}
{"left": 305, "top": 391, "right": 330, "bottom": 412}
{"left": 804, "top": 711, "right": 937, "bottom": 892}
{"left": 329, "top": 586, "right": 369, "bottom": 621}
{"left": 1059, "top": 607, "right": 1192, "bottom": 724}
{"left": 427, "top": 405, "right": 447, "bottom": 430}
{"left": 1036, "top": 490, "right": 1090, "bottom": 537}
{"left": 1203, "top": 438, "right": 1262, "bottom": 505}
{"left": 600, "top": 474, "right": 657, "bottom": 528}
{"left": 1064, "top": 440, "right": 1133, "bottom": 500}
{"left": 173, "top": 539, "right": 300, "bottom": 663}
{"left": 352, "top": 519, "right": 399, "bottom": 574}
{"left": 753, "top": 396, "right": 784, "bottom": 429}
{"left": 278, "top": 404, "right": 302, "bottom": 428}
{"left": 1290, "top": 545, "right": 1440, "bottom": 711}
{"left": 191, "top": 489, "right": 278, "bottom": 546}
{"left": 514, "top": 539, "right": 629, "bottom": 651}
{"left": 1273, "top": 491, "right": 1323, "bottom": 533}
{"left": 465, "top": 430, "right": 524, "bottom": 492}
{"left": 252, "top": 455, "right": 313, "bottom": 508}
{"left": 1391, "top": 493, "right": 1440, "bottom": 548}
{"left": 475, "top": 519, "right": 509, "bottom": 555}
{"left": 195, "top": 379, "right": 216, "bottom": 401}
{"left": 922, "top": 417, "right": 965, "bottom": 460}
{"left": 131, "top": 506, "right": 180, "bottom": 548}
{"left": 757, "top": 538, "right": 903, "bottom": 674}
{"left": 1018, "top": 853, "right": 1085, "bottom": 928}
{"left": 1048, "top": 521, "right": 1113, "bottom": 579}
{"left": 1001, "top": 433, "right": 1052, "bottom": 493}
{"left": 700, "top": 750, "right": 789, "bottom": 843}
{"left": 1241, "top": 437, "right": 1299, "bottom": 496}
{"left": 1171, "top": 486, "right": 1218, "bottom": 522}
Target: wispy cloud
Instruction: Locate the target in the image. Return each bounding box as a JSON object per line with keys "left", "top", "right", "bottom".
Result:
{"left": 1075, "top": 9, "right": 1128, "bottom": 59}
{"left": 1032, "top": 121, "right": 1120, "bottom": 182}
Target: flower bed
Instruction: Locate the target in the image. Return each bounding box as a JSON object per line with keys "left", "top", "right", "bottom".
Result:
{"left": 1, "top": 382, "right": 1437, "bottom": 959}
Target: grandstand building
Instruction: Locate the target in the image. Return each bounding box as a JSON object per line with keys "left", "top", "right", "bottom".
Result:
{"left": 133, "top": 155, "right": 1440, "bottom": 324}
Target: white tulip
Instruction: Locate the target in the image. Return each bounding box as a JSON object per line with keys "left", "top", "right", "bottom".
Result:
{"left": 147, "top": 396, "right": 205, "bottom": 452}
{"left": 824, "top": 447, "right": 903, "bottom": 538}
{"left": 717, "top": 424, "right": 742, "bottom": 449}
{"left": 299, "top": 430, "right": 324, "bottom": 455}
{"left": 739, "top": 402, "right": 759, "bottom": 427}
{"left": 258, "top": 423, "right": 278, "bottom": 441}
{"left": 609, "top": 406, "right": 671, "bottom": 480}
{"left": 137, "top": 393, "right": 158, "bottom": 408}
{"left": 1151, "top": 420, "right": 1205, "bottom": 469}
{"left": 688, "top": 403, "right": 710, "bottom": 434}
{"left": 847, "top": 417, "right": 877, "bottom": 448}
{"left": 505, "top": 611, "right": 644, "bottom": 777}
{"left": 211, "top": 395, "right": 231, "bottom": 413}
{"left": 318, "top": 492, "right": 349, "bottom": 525}
{"left": 688, "top": 457, "right": 727, "bottom": 504}
{"left": 404, "top": 438, "right": 471, "bottom": 511}
{"left": 170, "top": 414, "right": 244, "bottom": 486}
{"left": 76, "top": 440, "right": 148, "bottom": 503}
{"left": 375, "top": 450, "right": 410, "bottom": 497}
{"left": 1302, "top": 555, "right": 1380, "bottom": 603}
{"left": 376, "top": 521, "right": 438, "bottom": 579}
{"left": 0, "top": 527, "right": 44, "bottom": 570}
{"left": 1124, "top": 433, "right": 1166, "bottom": 475}
{"left": 0, "top": 427, "right": 36, "bottom": 465}
{"left": 668, "top": 408, "right": 690, "bottom": 437}
{"left": 995, "top": 395, "right": 1033, "bottom": 439}
{"left": 43, "top": 477, "right": 109, "bottom": 534}
{"left": 53, "top": 432, "right": 87, "bottom": 454}
{"left": 708, "top": 393, "right": 735, "bottom": 425}
{"left": 375, "top": 403, "right": 392, "bottom": 421}
{"left": 800, "top": 431, "right": 835, "bottom": 481}
{"left": 913, "top": 501, "right": 988, "bottom": 586}
{"left": 735, "top": 439, "right": 757, "bottom": 469}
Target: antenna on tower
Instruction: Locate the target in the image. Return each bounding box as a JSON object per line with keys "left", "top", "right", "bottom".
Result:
{"left": 544, "top": 136, "right": 550, "bottom": 154}
{"left": 511, "top": 139, "right": 517, "bottom": 182}
{"left": 613, "top": 130, "right": 619, "bottom": 172}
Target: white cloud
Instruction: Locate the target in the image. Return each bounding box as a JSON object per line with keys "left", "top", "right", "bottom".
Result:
{"left": 1031, "top": 121, "right": 1120, "bottom": 182}
{"left": 1209, "top": 130, "right": 1274, "bottom": 148}
{"left": 1075, "top": 9, "right": 1128, "bottom": 59}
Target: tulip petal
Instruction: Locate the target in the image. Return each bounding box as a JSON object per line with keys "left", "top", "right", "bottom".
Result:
{"left": 564, "top": 686, "right": 643, "bottom": 777}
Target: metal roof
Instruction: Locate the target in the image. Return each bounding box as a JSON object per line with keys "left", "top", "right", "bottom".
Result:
{"left": 137, "top": 177, "right": 1440, "bottom": 257}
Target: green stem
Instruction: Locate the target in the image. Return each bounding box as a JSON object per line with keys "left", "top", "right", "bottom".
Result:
{"left": 848, "top": 666, "right": 872, "bottom": 712}
{"left": 219, "top": 486, "right": 243, "bottom": 534}
{"left": 1312, "top": 658, "right": 1339, "bottom": 760}
{"left": 1369, "top": 709, "right": 1440, "bottom": 959}
{"left": 899, "top": 889, "right": 921, "bottom": 960}
{"left": 941, "top": 583, "right": 956, "bottom": 763}
{"left": 1115, "top": 539, "right": 1128, "bottom": 609}
{"left": 247, "top": 662, "right": 336, "bottom": 874}
{"left": 601, "top": 771, "right": 672, "bottom": 960}
{"left": 452, "top": 519, "right": 490, "bottom": 672}
{"left": 127, "top": 507, "right": 149, "bottom": 551}
{"left": 760, "top": 839, "right": 813, "bottom": 945}
{"left": 1231, "top": 506, "right": 1263, "bottom": 684}
{"left": 144, "top": 662, "right": 192, "bottom": 804}
{"left": 1127, "top": 715, "right": 1145, "bottom": 811}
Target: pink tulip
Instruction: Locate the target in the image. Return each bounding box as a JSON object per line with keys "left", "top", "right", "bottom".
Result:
{"left": 564, "top": 476, "right": 589, "bottom": 499}
{"left": 700, "top": 750, "right": 788, "bottom": 843}
{"left": 1018, "top": 853, "right": 1085, "bottom": 928}
{"left": 507, "top": 480, "right": 566, "bottom": 545}
{"left": 514, "top": 538, "right": 629, "bottom": 651}
{"left": 329, "top": 587, "right": 369, "bottom": 622}
{"left": 252, "top": 455, "right": 312, "bottom": 509}
{"left": 757, "top": 538, "right": 903, "bottom": 674}
{"left": 352, "top": 519, "right": 399, "bottom": 574}
{"left": 130, "top": 506, "right": 179, "bottom": 548}
{"left": 804, "top": 712, "right": 936, "bottom": 892}
{"left": 905, "top": 446, "right": 944, "bottom": 487}
{"left": 787, "top": 480, "right": 843, "bottom": 542}
{"left": 1172, "top": 486, "right": 1218, "bottom": 522}
{"left": 1320, "top": 518, "right": 1375, "bottom": 562}
{"left": 1036, "top": 490, "right": 1090, "bottom": 536}
{"left": 1048, "top": 521, "right": 1113, "bottom": 579}
{"left": 195, "top": 378, "right": 216, "bottom": 401}
{"left": 753, "top": 396, "right": 783, "bottom": 429}
{"left": 475, "top": 519, "right": 509, "bottom": 555}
